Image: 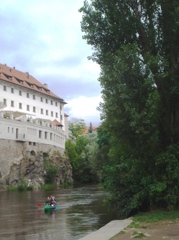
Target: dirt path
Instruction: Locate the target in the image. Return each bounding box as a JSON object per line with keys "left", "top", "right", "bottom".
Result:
{"left": 111, "top": 221, "right": 179, "bottom": 240}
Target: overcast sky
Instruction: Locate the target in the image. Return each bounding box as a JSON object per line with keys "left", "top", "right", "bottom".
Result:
{"left": 0, "top": 0, "right": 102, "bottom": 126}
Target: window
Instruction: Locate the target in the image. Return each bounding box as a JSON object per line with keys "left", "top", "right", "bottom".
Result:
{"left": 27, "top": 93, "right": 29, "bottom": 98}
{"left": 41, "top": 97, "right": 43, "bottom": 102}
{"left": 50, "top": 133, "right": 52, "bottom": 140}
{"left": 55, "top": 102, "right": 58, "bottom": 106}
{"left": 60, "top": 105, "right": 62, "bottom": 110}
{"left": 33, "top": 107, "right": 36, "bottom": 113}
{"left": 3, "top": 86, "right": 6, "bottom": 91}
{"left": 51, "top": 100, "right": 53, "bottom": 105}
{"left": 61, "top": 114, "right": 63, "bottom": 120}
{"left": 46, "top": 110, "right": 48, "bottom": 116}
{"left": 11, "top": 101, "right": 14, "bottom": 107}
{"left": 39, "top": 130, "right": 42, "bottom": 138}
{"left": 27, "top": 105, "right": 30, "bottom": 111}
{"left": 19, "top": 103, "right": 22, "bottom": 109}
{"left": 51, "top": 111, "right": 53, "bottom": 117}
{"left": 45, "top": 132, "right": 48, "bottom": 139}
{"left": 11, "top": 88, "right": 14, "bottom": 93}
{"left": 46, "top": 99, "right": 48, "bottom": 104}
{"left": 41, "top": 109, "right": 43, "bottom": 114}
{"left": 19, "top": 90, "right": 22, "bottom": 96}
{"left": 33, "top": 95, "right": 35, "bottom": 100}
{"left": 16, "top": 78, "right": 23, "bottom": 84}
{"left": 3, "top": 99, "right": 7, "bottom": 105}
{"left": 55, "top": 112, "right": 58, "bottom": 118}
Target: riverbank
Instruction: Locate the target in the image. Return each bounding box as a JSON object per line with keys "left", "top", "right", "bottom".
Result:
{"left": 78, "top": 219, "right": 132, "bottom": 240}
{"left": 79, "top": 210, "right": 179, "bottom": 240}
{"left": 110, "top": 220, "right": 179, "bottom": 239}
{"left": 79, "top": 219, "right": 179, "bottom": 240}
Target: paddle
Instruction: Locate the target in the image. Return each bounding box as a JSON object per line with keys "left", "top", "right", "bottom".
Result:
{"left": 37, "top": 203, "right": 43, "bottom": 207}
{"left": 55, "top": 206, "right": 60, "bottom": 210}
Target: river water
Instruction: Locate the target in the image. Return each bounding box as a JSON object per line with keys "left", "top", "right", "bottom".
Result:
{"left": 0, "top": 185, "right": 118, "bottom": 240}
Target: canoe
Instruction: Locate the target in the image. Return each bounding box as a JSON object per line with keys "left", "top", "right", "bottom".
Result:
{"left": 44, "top": 205, "right": 60, "bottom": 211}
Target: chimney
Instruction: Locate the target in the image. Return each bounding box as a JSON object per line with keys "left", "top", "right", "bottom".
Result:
{"left": 26, "top": 72, "right": 29, "bottom": 79}
{"left": 44, "top": 83, "right": 48, "bottom": 89}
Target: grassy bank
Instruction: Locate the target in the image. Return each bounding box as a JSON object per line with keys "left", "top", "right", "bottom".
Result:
{"left": 110, "top": 210, "right": 179, "bottom": 239}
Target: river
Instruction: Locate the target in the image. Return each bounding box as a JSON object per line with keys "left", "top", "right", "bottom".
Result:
{"left": 0, "top": 185, "right": 118, "bottom": 240}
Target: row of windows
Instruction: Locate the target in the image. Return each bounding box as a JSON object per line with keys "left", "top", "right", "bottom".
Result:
{"left": 3, "top": 85, "right": 61, "bottom": 108}
{"left": 6, "top": 127, "right": 63, "bottom": 141}
{"left": 3, "top": 98, "right": 61, "bottom": 118}
{"left": 38, "top": 130, "right": 64, "bottom": 143}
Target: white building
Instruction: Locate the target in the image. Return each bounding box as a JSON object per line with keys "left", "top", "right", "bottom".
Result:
{"left": 0, "top": 63, "right": 68, "bottom": 154}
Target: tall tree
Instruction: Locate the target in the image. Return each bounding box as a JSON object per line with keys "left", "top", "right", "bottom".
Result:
{"left": 80, "top": 0, "right": 179, "bottom": 149}
{"left": 88, "top": 122, "right": 93, "bottom": 133}
{"left": 80, "top": 0, "right": 179, "bottom": 216}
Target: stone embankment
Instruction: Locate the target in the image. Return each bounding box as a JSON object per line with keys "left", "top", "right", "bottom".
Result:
{"left": 79, "top": 219, "right": 132, "bottom": 240}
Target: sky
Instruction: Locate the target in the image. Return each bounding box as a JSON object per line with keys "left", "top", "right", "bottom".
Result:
{"left": 0, "top": 0, "right": 102, "bottom": 126}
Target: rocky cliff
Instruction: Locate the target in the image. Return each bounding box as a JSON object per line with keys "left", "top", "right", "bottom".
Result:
{"left": 0, "top": 150, "right": 73, "bottom": 191}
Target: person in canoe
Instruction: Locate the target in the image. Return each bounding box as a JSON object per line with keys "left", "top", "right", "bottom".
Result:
{"left": 45, "top": 196, "right": 51, "bottom": 205}
{"left": 50, "top": 195, "right": 56, "bottom": 206}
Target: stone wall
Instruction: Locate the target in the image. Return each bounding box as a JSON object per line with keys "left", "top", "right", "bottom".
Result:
{"left": 0, "top": 139, "right": 64, "bottom": 179}
{"left": 0, "top": 139, "right": 25, "bottom": 179}
{"left": 0, "top": 139, "right": 72, "bottom": 190}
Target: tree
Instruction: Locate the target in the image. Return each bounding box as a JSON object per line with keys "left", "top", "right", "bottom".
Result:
{"left": 77, "top": 133, "right": 100, "bottom": 183}
{"left": 88, "top": 122, "right": 93, "bottom": 133}
{"left": 65, "top": 140, "right": 79, "bottom": 176}
{"left": 68, "top": 118, "right": 86, "bottom": 139}
{"left": 80, "top": 0, "right": 179, "bottom": 149}
{"left": 80, "top": 0, "right": 179, "bottom": 217}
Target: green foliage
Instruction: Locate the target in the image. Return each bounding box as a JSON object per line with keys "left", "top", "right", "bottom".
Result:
{"left": 45, "top": 165, "right": 59, "bottom": 184}
{"left": 133, "top": 210, "right": 179, "bottom": 223}
{"left": 80, "top": 0, "right": 179, "bottom": 218}
{"left": 8, "top": 177, "right": 33, "bottom": 191}
{"left": 65, "top": 133, "right": 101, "bottom": 183}
{"left": 77, "top": 133, "right": 100, "bottom": 183}
{"left": 40, "top": 184, "right": 56, "bottom": 190}
{"left": 149, "top": 144, "right": 179, "bottom": 209}
{"left": 65, "top": 139, "right": 79, "bottom": 172}
{"left": 68, "top": 119, "right": 86, "bottom": 139}
{"left": 44, "top": 156, "right": 60, "bottom": 184}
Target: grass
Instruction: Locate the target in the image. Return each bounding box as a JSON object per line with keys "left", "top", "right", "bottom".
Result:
{"left": 132, "top": 210, "right": 179, "bottom": 224}
{"left": 110, "top": 210, "right": 179, "bottom": 240}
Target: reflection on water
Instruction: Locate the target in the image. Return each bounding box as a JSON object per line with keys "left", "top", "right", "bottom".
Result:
{"left": 0, "top": 185, "right": 118, "bottom": 240}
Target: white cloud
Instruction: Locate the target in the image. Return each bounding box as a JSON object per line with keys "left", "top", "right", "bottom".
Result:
{"left": 0, "top": 0, "right": 102, "bottom": 125}
{"left": 66, "top": 95, "right": 102, "bottom": 125}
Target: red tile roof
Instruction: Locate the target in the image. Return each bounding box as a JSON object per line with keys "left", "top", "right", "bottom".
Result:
{"left": 53, "top": 119, "right": 63, "bottom": 126}
{"left": 0, "top": 64, "right": 66, "bottom": 103}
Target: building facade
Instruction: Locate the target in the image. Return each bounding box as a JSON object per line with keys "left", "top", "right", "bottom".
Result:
{"left": 0, "top": 64, "right": 68, "bottom": 154}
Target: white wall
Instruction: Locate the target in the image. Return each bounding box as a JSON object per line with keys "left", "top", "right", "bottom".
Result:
{"left": 0, "top": 79, "right": 66, "bottom": 131}
{"left": 0, "top": 114, "right": 66, "bottom": 149}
